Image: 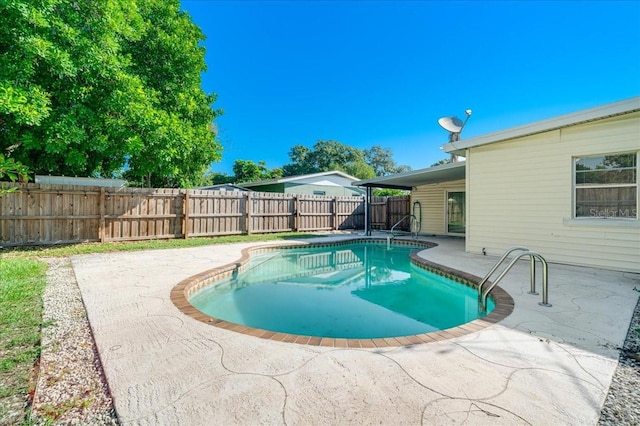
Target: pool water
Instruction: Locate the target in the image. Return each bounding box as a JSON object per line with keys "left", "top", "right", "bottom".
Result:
{"left": 189, "top": 242, "right": 494, "bottom": 339}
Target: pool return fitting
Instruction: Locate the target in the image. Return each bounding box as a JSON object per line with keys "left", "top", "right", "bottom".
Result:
{"left": 478, "top": 246, "right": 551, "bottom": 310}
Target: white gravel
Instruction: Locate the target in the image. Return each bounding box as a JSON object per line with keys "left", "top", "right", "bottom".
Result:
{"left": 599, "top": 291, "right": 640, "bottom": 426}
{"left": 29, "top": 256, "right": 639, "bottom": 425}
{"left": 31, "top": 258, "right": 118, "bottom": 425}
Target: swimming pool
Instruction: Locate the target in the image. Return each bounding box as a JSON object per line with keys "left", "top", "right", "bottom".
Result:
{"left": 185, "top": 240, "right": 495, "bottom": 339}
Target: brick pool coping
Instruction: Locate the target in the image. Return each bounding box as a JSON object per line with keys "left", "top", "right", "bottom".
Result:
{"left": 170, "top": 238, "right": 515, "bottom": 347}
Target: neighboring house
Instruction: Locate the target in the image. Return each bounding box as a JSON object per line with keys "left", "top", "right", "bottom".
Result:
{"left": 356, "top": 97, "right": 640, "bottom": 273}
{"left": 197, "top": 184, "right": 249, "bottom": 192}
{"left": 35, "top": 175, "right": 126, "bottom": 187}
{"left": 239, "top": 171, "right": 365, "bottom": 197}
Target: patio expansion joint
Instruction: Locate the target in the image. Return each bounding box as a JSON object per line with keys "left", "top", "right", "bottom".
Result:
{"left": 451, "top": 334, "right": 609, "bottom": 395}
{"left": 131, "top": 333, "right": 294, "bottom": 425}
{"left": 420, "top": 397, "right": 534, "bottom": 425}
{"left": 510, "top": 292, "right": 624, "bottom": 355}
{"left": 359, "top": 346, "right": 536, "bottom": 424}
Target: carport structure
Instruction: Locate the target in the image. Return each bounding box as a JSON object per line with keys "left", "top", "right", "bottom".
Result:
{"left": 353, "top": 161, "right": 466, "bottom": 236}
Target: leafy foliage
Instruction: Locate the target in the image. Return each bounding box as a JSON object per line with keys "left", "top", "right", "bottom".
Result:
{"left": 364, "top": 146, "right": 411, "bottom": 176}
{"left": 207, "top": 171, "right": 236, "bottom": 185}
{"left": 373, "top": 188, "right": 409, "bottom": 197}
{"left": 430, "top": 158, "right": 451, "bottom": 167}
{"left": 281, "top": 140, "right": 407, "bottom": 179}
{"left": 233, "top": 160, "right": 283, "bottom": 183}
{"left": 0, "top": 0, "right": 221, "bottom": 188}
{"left": 0, "top": 154, "right": 29, "bottom": 183}
{"left": 576, "top": 153, "right": 636, "bottom": 185}
{"left": 0, "top": 153, "right": 30, "bottom": 195}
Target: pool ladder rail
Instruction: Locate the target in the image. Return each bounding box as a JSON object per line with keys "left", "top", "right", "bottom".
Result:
{"left": 389, "top": 214, "right": 420, "bottom": 239}
{"left": 478, "top": 246, "right": 552, "bottom": 310}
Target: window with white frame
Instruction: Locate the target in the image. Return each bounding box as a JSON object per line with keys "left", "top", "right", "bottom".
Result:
{"left": 574, "top": 152, "right": 638, "bottom": 219}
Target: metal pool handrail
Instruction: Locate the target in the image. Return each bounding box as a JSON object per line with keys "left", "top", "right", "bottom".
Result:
{"left": 479, "top": 247, "right": 552, "bottom": 310}
{"left": 477, "top": 246, "right": 530, "bottom": 296}
{"left": 390, "top": 214, "right": 419, "bottom": 238}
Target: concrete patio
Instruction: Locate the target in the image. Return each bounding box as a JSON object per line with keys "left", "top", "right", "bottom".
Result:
{"left": 72, "top": 236, "right": 640, "bottom": 425}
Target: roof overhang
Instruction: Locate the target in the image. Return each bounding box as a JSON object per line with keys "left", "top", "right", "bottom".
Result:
{"left": 353, "top": 161, "right": 466, "bottom": 190}
{"left": 240, "top": 170, "right": 360, "bottom": 187}
{"left": 443, "top": 96, "right": 640, "bottom": 155}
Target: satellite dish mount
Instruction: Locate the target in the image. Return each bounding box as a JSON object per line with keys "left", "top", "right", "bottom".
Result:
{"left": 438, "top": 109, "right": 472, "bottom": 162}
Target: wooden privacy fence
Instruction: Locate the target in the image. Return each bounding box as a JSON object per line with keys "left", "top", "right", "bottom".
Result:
{"left": 0, "top": 183, "right": 407, "bottom": 246}
{"left": 369, "top": 196, "right": 411, "bottom": 230}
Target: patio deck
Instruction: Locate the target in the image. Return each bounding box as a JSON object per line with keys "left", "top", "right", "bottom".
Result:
{"left": 72, "top": 235, "right": 640, "bottom": 425}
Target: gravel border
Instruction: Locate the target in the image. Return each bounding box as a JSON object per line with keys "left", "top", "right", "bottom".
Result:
{"left": 599, "top": 290, "right": 640, "bottom": 425}
{"left": 26, "top": 257, "right": 639, "bottom": 425}
{"left": 30, "top": 258, "right": 118, "bottom": 425}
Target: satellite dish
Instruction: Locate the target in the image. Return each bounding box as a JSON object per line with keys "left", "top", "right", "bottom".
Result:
{"left": 438, "top": 116, "right": 465, "bottom": 133}
{"left": 437, "top": 109, "right": 472, "bottom": 162}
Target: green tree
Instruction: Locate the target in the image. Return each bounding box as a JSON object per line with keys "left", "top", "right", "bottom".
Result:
{"left": 374, "top": 188, "right": 409, "bottom": 197}
{"left": 121, "top": 0, "right": 222, "bottom": 187}
{"left": 2, "top": 0, "right": 141, "bottom": 175}
{"left": 282, "top": 140, "right": 376, "bottom": 179}
{"left": 208, "top": 172, "right": 235, "bottom": 185}
{"left": 311, "top": 140, "right": 361, "bottom": 172}
{"left": 233, "top": 160, "right": 273, "bottom": 183}
{"left": 0, "top": 0, "right": 221, "bottom": 188}
{"left": 343, "top": 159, "right": 376, "bottom": 180}
{"left": 0, "top": 154, "right": 29, "bottom": 195}
{"left": 282, "top": 145, "right": 313, "bottom": 176}
{"left": 269, "top": 167, "right": 284, "bottom": 179}
{"left": 364, "top": 146, "right": 411, "bottom": 176}
{"left": 431, "top": 158, "right": 451, "bottom": 167}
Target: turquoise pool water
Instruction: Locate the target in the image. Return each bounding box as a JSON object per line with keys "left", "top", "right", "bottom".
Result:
{"left": 189, "top": 242, "right": 494, "bottom": 339}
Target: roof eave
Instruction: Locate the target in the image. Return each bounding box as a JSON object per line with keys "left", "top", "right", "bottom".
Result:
{"left": 353, "top": 161, "right": 466, "bottom": 189}
{"left": 442, "top": 96, "right": 640, "bottom": 154}
{"left": 241, "top": 170, "right": 360, "bottom": 187}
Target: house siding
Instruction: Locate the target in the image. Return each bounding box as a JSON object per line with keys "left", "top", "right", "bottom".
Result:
{"left": 465, "top": 111, "right": 640, "bottom": 273}
{"left": 247, "top": 183, "right": 285, "bottom": 193}
{"left": 412, "top": 179, "right": 465, "bottom": 235}
{"left": 285, "top": 182, "right": 364, "bottom": 197}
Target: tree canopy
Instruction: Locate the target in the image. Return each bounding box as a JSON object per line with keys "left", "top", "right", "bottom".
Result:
{"left": 364, "top": 146, "right": 411, "bottom": 176}
{"left": 282, "top": 141, "right": 409, "bottom": 180}
{"left": 0, "top": 153, "right": 29, "bottom": 195}
{"left": 0, "top": 0, "right": 221, "bottom": 187}
{"left": 430, "top": 158, "right": 452, "bottom": 167}
{"left": 233, "top": 160, "right": 283, "bottom": 183}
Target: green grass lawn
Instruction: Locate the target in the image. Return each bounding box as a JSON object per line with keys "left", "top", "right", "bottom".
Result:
{"left": 0, "top": 258, "right": 47, "bottom": 425}
{"left": 0, "top": 231, "right": 324, "bottom": 424}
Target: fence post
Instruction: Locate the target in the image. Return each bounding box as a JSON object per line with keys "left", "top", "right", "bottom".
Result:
{"left": 384, "top": 196, "right": 389, "bottom": 230}
{"left": 332, "top": 197, "right": 338, "bottom": 230}
{"left": 294, "top": 195, "right": 299, "bottom": 231}
{"left": 245, "top": 192, "right": 252, "bottom": 234}
{"left": 183, "top": 190, "right": 190, "bottom": 239}
{"left": 99, "top": 187, "right": 106, "bottom": 242}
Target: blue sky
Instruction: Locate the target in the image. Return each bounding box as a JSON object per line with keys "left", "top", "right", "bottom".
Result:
{"left": 181, "top": 1, "right": 640, "bottom": 175}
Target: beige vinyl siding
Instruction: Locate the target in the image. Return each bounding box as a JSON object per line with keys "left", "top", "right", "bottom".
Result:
{"left": 412, "top": 179, "right": 465, "bottom": 235}
{"left": 466, "top": 111, "right": 640, "bottom": 273}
